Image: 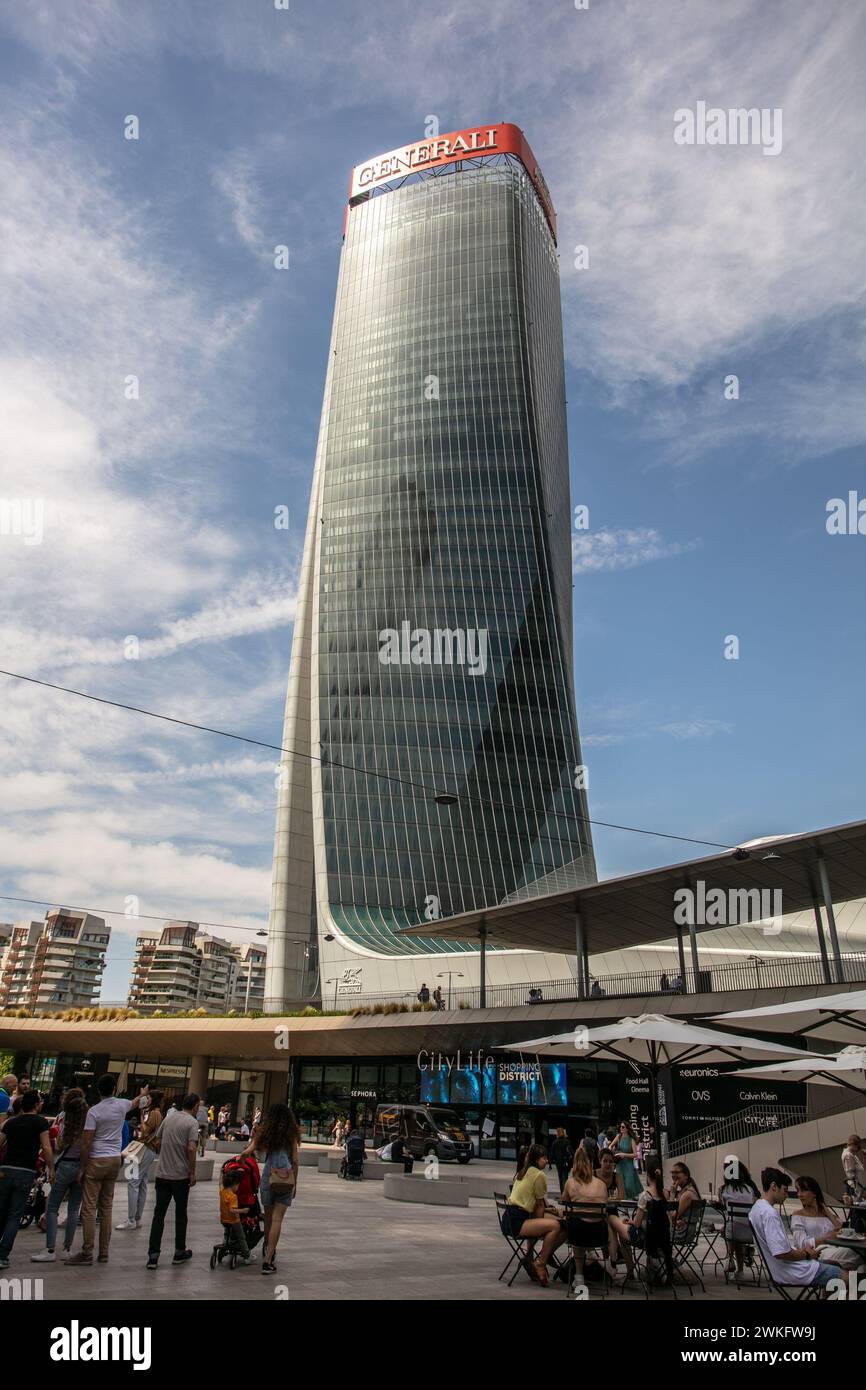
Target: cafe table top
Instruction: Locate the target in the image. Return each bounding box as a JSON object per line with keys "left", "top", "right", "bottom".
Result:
{"left": 826, "top": 1233, "right": 866, "bottom": 1250}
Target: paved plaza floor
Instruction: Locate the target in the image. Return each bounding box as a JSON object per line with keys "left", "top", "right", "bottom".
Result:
{"left": 6, "top": 1160, "right": 779, "bottom": 1303}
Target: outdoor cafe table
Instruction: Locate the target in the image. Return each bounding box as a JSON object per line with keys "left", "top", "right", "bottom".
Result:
{"left": 827, "top": 1234, "right": 866, "bottom": 1252}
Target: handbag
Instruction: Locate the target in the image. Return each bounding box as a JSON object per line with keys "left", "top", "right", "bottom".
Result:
{"left": 267, "top": 1164, "right": 295, "bottom": 1194}
{"left": 122, "top": 1139, "right": 146, "bottom": 1163}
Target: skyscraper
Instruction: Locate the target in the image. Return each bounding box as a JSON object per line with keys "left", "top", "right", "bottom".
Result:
{"left": 265, "top": 124, "right": 595, "bottom": 1011}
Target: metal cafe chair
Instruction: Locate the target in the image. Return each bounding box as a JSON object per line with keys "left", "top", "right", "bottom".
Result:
{"left": 561, "top": 1198, "right": 615, "bottom": 1299}
{"left": 621, "top": 1197, "right": 684, "bottom": 1298}
{"left": 748, "top": 1213, "right": 821, "bottom": 1302}
{"left": 495, "top": 1192, "right": 570, "bottom": 1289}
{"left": 670, "top": 1198, "right": 707, "bottom": 1293}
{"left": 714, "top": 1195, "right": 761, "bottom": 1287}
{"left": 695, "top": 1200, "right": 727, "bottom": 1275}
{"left": 494, "top": 1192, "right": 534, "bottom": 1287}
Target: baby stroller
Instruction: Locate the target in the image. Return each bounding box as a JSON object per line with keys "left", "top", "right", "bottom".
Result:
{"left": 210, "top": 1155, "right": 264, "bottom": 1269}
{"left": 340, "top": 1133, "right": 366, "bottom": 1180}
{"left": 19, "top": 1172, "right": 48, "bottom": 1229}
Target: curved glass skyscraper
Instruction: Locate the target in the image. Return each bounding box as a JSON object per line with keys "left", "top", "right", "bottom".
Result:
{"left": 265, "top": 125, "right": 596, "bottom": 1010}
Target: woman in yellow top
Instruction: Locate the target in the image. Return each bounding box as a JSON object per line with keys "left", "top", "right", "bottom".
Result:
{"left": 503, "top": 1144, "right": 566, "bottom": 1286}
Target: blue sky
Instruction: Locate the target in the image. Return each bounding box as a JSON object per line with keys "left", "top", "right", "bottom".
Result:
{"left": 1, "top": 0, "right": 864, "bottom": 1000}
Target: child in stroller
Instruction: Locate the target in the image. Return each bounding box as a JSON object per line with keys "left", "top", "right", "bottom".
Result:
{"left": 340, "top": 1129, "right": 366, "bottom": 1180}
{"left": 211, "top": 1156, "right": 263, "bottom": 1269}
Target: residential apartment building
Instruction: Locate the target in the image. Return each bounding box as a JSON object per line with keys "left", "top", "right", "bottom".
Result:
{"left": 127, "top": 922, "right": 266, "bottom": 1015}
{"left": 0, "top": 910, "right": 110, "bottom": 1011}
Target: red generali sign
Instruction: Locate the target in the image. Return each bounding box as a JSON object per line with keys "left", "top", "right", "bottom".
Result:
{"left": 348, "top": 122, "right": 556, "bottom": 242}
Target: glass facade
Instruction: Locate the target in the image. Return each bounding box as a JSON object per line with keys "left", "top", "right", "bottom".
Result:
{"left": 291, "top": 1054, "right": 621, "bottom": 1159}
{"left": 317, "top": 156, "right": 595, "bottom": 956}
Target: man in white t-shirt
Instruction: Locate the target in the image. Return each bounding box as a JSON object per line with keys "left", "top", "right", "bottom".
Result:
{"left": 749, "top": 1168, "right": 838, "bottom": 1291}
{"left": 842, "top": 1136, "right": 866, "bottom": 1199}
{"left": 67, "top": 1073, "right": 132, "bottom": 1265}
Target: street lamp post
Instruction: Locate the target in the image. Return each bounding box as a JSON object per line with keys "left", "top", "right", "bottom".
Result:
{"left": 325, "top": 977, "right": 340, "bottom": 1011}
{"left": 436, "top": 969, "right": 463, "bottom": 1010}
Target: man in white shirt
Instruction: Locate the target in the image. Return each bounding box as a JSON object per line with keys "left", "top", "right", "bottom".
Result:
{"left": 67, "top": 1073, "right": 132, "bottom": 1265}
{"left": 842, "top": 1136, "right": 866, "bottom": 1199}
{"left": 749, "top": 1168, "right": 838, "bottom": 1291}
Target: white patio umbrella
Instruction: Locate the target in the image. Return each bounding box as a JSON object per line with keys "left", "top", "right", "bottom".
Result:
{"left": 501, "top": 1013, "right": 825, "bottom": 1146}
{"left": 730, "top": 1044, "right": 866, "bottom": 1095}
{"left": 710, "top": 989, "right": 866, "bottom": 1046}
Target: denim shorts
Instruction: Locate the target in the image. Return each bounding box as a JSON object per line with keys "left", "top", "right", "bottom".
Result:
{"left": 261, "top": 1182, "right": 293, "bottom": 1210}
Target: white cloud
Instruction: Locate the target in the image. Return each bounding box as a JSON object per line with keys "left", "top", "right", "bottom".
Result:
{"left": 213, "top": 153, "right": 267, "bottom": 254}
{"left": 572, "top": 527, "right": 699, "bottom": 575}
{"left": 659, "top": 719, "right": 733, "bottom": 740}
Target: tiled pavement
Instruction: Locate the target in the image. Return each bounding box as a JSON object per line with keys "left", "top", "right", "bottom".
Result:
{"left": 4, "top": 1164, "right": 777, "bottom": 1302}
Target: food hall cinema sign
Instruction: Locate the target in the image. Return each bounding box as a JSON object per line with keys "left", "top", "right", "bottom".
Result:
{"left": 349, "top": 122, "right": 557, "bottom": 242}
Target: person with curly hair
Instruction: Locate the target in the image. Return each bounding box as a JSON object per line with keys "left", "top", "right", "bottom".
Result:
{"left": 245, "top": 1103, "right": 300, "bottom": 1275}
{"left": 30, "top": 1087, "right": 87, "bottom": 1262}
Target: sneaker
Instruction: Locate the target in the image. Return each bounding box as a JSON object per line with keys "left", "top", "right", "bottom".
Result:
{"left": 31, "top": 1251, "right": 56, "bottom": 1263}
{"left": 261, "top": 1260, "right": 276, "bottom": 1275}
{"left": 115, "top": 1219, "right": 138, "bottom": 1231}
{"left": 65, "top": 1253, "right": 93, "bottom": 1266}
{"left": 97, "top": 1255, "right": 109, "bottom": 1264}
{"left": 0, "top": 1259, "right": 9, "bottom": 1270}
{"left": 172, "top": 1249, "right": 193, "bottom": 1264}
{"left": 146, "top": 1255, "right": 158, "bottom": 1270}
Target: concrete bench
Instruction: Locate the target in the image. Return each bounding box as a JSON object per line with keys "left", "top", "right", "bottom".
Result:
{"left": 317, "top": 1151, "right": 347, "bottom": 1174}
{"left": 435, "top": 1172, "right": 499, "bottom": 1200}
{"left": 383, "top": 1173, "right": 469, "bottom": 1207}
{"left": 299, "top": 1145, "right": 333, "bottom": 1167}
{"left": 213, "top": 1139, "right": 247, "bottom": 1154}
{"left": 195, "top": 1157, "right": 215, "bottom": 1181}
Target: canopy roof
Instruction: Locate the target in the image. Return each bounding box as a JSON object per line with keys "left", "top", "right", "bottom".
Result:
{"left": 732, "top": 1044, "right": 866, "bottom": 1088}
{"left": 712, "top": 988, "right": 866, "bottom": 1044}
{"left": 399, "top": 816, "right": 866, "bottom": 956}
{"left": 499, "top": 1012, "right": 824, "bottom": 1068}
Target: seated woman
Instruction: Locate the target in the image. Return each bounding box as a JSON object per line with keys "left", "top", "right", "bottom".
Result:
{"left": 503, "top": 1144, "right": 565, "bottom": 1287}
{"left": 720, "top": 1157, "right": 760, "bottom": 1277}
{"left": 629, "top": 1152, "right": 673, "bottom": 1283}
{"left": 595, "top": 1147, "right": 625, "bottom": 1202}
{"left": 563, "top": 1148, "right": 626, "bottom": 1286}
{"left": 793, "top": 1175, "right": 865, "bottom": 1272}
{"left": 669, "top": 1161, "right": 701, "bottom": 1235}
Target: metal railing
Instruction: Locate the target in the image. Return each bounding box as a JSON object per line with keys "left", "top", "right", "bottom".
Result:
{"left": 311, "top": 951, "right": 866, "bottom": 1015}
{"left": 669, "top": 1083, "right": 866, "bottom": 1158}
{"left": 667, "top": 1105, "right": 809, "bottom": 1157}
